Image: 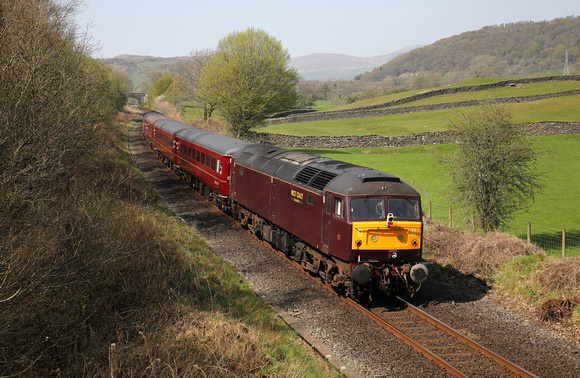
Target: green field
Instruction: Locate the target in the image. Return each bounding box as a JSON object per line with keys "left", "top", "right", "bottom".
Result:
{"left": 258, "top": 95, "right": 580, "bottom": 137}
{"left": 331, "top": 76, "right": 579, "bottom": 110}
{"left": 296, "top": 133, "right": 580, "bottom": 257}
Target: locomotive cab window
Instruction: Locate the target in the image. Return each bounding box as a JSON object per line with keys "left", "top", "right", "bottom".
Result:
{"left": 334, "top": 197, "right": 344, "bottom": 218}
{"left": 350, "top": 197, "right": 385, "bottom": 221}
{"left": 387, "top": 197, "right": 420, "bottom": 220}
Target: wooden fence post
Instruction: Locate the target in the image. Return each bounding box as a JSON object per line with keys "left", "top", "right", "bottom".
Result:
{"left": 449, "top": 205, "right": 452, "bottom": 228}
{"left": 527, "top": 222, "right": 531, "bottom": 244}
{"left": 110, "top": 343, "right": 117, "bottom": 378}
{"left": 562, "top": 229, "right": 566, "bottom": 258}
{"left": 428, "top": 201, "right": 432, "bottom": 219}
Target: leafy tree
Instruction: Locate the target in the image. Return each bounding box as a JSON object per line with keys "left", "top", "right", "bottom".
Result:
{"left": 441, "top": 103, "right": 542, "bottom": 232}
{"left": 197, "top": 27, "right": 299, "bottom": 137}
{"left": 149, "top": 74, "right": 175, "bottom": 101}
{"left": 100, "top": 66, "right": 130, "bottom": 113}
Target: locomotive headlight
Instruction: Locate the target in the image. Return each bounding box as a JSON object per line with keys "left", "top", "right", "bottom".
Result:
{"left": 391, "top": 251, "right": 398, "bottom": 259}
{"left": 387, "top": 212, "right": 394, "bottom": 226}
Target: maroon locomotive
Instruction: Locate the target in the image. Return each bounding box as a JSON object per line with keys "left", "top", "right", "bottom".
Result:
{"left": 142, "top": 111, "right": 428, "bottom": 300}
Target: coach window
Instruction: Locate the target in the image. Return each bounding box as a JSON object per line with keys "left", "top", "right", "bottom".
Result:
{"left": 211, "top": 157, "right": 216, "bottom": 171}
{"left": 201, "top": 153, "right": 205, "bottom": 165}
{"left": 334, "top": 197, "right": 344, "bottom": 218}
{"left": 205, "top": 155, "right": 211, "bottom": 168}
{"left": 196, "top": 150, "right": 200, "bottom": 162}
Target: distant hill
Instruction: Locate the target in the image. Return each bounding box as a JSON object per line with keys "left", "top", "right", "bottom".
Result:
{"left": 361, "top": 16, "right": 580, "bottom": 82}
{"left": 104, "top": 46, "right": 421, "bottom": 90}
{"left": 289, "top": 46, "right": 422, "bottom": 80}
{"left": 104, "top": 55, "right": 189, "bottom": 91}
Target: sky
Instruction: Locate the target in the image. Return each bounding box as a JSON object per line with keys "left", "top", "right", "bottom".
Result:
{"left": 76, "top": 0, "right": 580, "bottom": 59}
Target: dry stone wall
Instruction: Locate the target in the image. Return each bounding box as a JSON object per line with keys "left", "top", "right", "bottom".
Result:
{"left": 246, "top": 122, "right": 580, "bottom": 149}
{"left": 268, "top": 75, "right": 580, "bottom": 125}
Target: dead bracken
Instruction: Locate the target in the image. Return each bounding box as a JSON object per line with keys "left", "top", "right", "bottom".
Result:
{"left": 539, "top": 299, "right": 576, "bottom": 322}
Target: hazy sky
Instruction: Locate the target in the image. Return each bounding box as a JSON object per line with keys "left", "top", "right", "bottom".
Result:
{"left": 76, "top": 0, "right": 580, "bottom": 59}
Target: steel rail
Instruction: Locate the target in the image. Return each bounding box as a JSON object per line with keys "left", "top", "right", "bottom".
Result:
{"left": 396, "top": 296, "right": 538, "bottom": 378}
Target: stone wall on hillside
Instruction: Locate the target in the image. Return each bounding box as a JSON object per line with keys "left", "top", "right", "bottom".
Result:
{"left": 268, "top": 75, "right": 580, "bottom": 125}
{"left": 246, "top": 122, "right": 580, "bottom": 149}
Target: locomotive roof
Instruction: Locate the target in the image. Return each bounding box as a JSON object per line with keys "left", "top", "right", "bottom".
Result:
{"left": 233, "top": 144, "right": 420, "bottom": 197}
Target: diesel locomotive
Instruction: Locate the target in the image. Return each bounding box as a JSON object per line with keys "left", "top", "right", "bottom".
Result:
{"left": 142, "top": 110, "right": 428, "bottom": 299}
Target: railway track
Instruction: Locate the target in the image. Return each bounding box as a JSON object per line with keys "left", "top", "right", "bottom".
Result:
{"left": 350, "top": 297, "right": 538, "bottom": 377}
{"left": 264, "top": 239, "right": 538, "bottom": 377}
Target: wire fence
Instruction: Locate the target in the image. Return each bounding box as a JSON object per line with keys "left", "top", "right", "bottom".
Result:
{"left": 426, "top": 202, "right": 579, "bottom": 258}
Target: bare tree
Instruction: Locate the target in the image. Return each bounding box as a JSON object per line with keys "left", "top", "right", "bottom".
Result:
{"left": 176, "top": 48, "right": 215, "bottom": 120}
{"left": 0, "top": 1, "right": 121, "bottom": 371}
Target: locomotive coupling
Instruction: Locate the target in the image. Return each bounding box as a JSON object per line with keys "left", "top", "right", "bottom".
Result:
{"left": 410, "top": 263, "right": 429, "bottom": 283}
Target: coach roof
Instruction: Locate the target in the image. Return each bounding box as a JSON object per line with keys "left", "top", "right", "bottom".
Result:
{"left": 144, "top": 111, "right": 254, "bottom": 156}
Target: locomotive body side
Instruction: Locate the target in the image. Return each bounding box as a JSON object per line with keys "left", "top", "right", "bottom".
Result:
{"left": 231, "top": 156, "right": 326, "bottom": 253}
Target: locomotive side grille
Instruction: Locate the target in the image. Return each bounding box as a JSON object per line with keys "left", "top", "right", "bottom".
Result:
{"left": 295, "top": 166, "right": 321, "bottom": 185}
{"left": 309, "top": 171, "right": 338, "bottom": 190}
{"left": 295, "top": 166, "right": 338, "bottom": 191}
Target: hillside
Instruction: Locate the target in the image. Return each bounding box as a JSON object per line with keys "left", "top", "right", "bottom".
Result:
{"left": 290, "top": 46, "right": 421, "bottom": 80}
{"left": 105, "top": 55, "right": 189, "bottom": 91}
{"left": 361, "top": 16, "right": 580, "bottom": 82}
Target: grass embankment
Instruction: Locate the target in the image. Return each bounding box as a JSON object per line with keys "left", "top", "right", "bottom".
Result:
{"left": 0, "top": 111, "right": 336, "bottom": 376}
